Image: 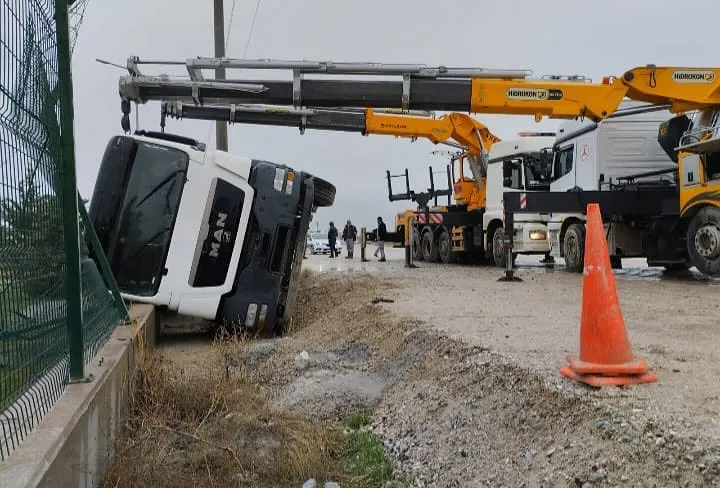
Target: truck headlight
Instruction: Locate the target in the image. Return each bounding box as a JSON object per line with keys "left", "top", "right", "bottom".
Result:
{"left": 245, "top": 303, "right": 258, "bottom": 327}
{"left": 529, "top": 230, "right": 547, "bottom": 240}
{"left": 273, "top": 168, "right": 286, "bottom": 192}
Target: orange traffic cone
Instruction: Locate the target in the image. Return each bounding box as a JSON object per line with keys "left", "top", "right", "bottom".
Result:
{"left": 560, "top": 203, "right": 658, "bottom": 387}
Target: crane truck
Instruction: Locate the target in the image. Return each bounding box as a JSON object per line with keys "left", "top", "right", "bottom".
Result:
{"left": 545, "top": 100, "right": 679, "bottom": 271}
{"left": 114, "top": 57, "right": 720, "bottom": 277}
{"left": 159, "top": 101, "right": 555, "bottom": 265}
{"left": 383, "top": 134, "right": 557, "bottom": 265}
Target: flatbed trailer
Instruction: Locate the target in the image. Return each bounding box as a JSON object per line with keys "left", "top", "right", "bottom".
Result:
{"left": 499, "top": 181, "right": 684, "bottom": 279}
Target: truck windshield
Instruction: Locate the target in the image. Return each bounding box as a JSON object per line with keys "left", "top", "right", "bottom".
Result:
{"left": 523, "top": 153, "right": 552, "bottom": 190}
{"left": 110, "top": 141, "right": 189, "bottom": 296}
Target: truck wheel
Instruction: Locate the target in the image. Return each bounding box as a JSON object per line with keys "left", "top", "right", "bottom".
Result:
{"left": 492, "top": 227, "right": 507, "bottom": 267}
{"left": 412, "top": 228, "right": 424, "bottom": 261}
{"left": 686, "top": 206, "right": 720, "bottom": 277}
{"left": 563, "top": 223, "right": 585, "bottom": 273}
{"left": 438, "top": 228, "right": 456, "bottom": 264}
{"left": 311, "top": 176, "right": 336, "bottom": 207}
{"left": 421, "top": 230, "right": 439, "bottom": 262}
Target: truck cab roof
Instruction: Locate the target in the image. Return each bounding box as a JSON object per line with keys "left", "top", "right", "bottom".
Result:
{"left": 488, "top": 136, "right": 556, "bottom": 162}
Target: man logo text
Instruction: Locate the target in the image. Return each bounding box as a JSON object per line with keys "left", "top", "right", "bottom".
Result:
{"left": 209, "top": 212, "right": 228, "bottom": 258}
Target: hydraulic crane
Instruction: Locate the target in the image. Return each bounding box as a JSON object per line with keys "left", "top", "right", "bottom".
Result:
{"left": 159, "top": 101, "right": 510, "bottom": 263}
{"left": 116, "top": 57, "right": 720, "bottom": 276}
{"left": 159, "top": 102, "right": 499, "bottom": 209}
{"left": 158, "top": 101, "right": 553, "bottom": 265}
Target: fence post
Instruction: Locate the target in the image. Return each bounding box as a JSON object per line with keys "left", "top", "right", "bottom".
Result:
{"left": 56, "top": 0, "right": 85, "bottom": 380}
{"left": 78, "top": 193, "right": 129, "bottom": 320}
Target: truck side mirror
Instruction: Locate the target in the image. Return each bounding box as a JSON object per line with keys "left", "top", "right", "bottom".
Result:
{"left": 503, "top": 176, "right": 512, "bottom": 187}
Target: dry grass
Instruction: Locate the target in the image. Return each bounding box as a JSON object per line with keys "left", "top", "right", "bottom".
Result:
{"left": 284, "top": 269, "right": 346, "bottom": 335}
{"left": 104, "top": 271, "right": 406, "bottom": 488}
{"left": 103, "top": 334, "right": 347, "bottom": 488}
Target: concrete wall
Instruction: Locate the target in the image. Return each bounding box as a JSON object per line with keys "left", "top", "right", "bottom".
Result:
{"left": 0, "top": 304, "right": 156, "bottom": 488}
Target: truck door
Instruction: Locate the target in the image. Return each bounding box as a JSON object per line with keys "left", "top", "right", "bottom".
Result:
{"left": 573, "top": 134, "right": 597, "bottom": 189}
{"left": 551, "top": 144, "right": 576, "bottom": 190}
{"left": 502, "top": 158, "right": 523, "bottom": 191}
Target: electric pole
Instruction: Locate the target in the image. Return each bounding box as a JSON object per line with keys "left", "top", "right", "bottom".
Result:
{"left": 213, "top": 0, "right": 229, "bottom": 151}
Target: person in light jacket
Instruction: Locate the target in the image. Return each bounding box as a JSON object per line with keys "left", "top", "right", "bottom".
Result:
{"left": 342, "top": 220, "right": 357, "bottom": 259}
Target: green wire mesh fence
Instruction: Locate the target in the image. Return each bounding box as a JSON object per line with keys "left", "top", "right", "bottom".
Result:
{"left": 0, "top": 0, "right": 127, "bottom": 460}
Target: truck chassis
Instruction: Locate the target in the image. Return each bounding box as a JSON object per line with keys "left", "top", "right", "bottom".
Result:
{"left": 500, "top": 180, "right": 687, "bottom": 276}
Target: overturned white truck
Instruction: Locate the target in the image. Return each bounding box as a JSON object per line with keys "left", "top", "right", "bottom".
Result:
{"left": 88, "top": 130, "right": 335, "bottom": 336}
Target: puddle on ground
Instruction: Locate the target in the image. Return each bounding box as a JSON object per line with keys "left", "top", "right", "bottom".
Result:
{"left": 514, "top": 260, "right": 720, "bottom": 286}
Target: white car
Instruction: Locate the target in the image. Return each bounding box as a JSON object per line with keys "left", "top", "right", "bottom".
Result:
{"left": 306, "top": 232, "right": 342, "bottom": 255}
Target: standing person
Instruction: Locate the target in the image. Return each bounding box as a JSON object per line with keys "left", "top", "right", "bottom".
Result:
{"left": 374, "top": 216, "right": 387, "bottom": 262}
{"left": 327, "top": 222, "right": 338, "bottom": 258}
{"left": 342, "top": 219, "right": 357, "bottom": 259}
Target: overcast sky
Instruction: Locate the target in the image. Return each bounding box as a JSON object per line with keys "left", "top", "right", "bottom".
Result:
{"left": 70, "top": 0, "right": 720, "bottom": 233}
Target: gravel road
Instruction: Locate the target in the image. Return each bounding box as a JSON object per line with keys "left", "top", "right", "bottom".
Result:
{"left": 151, "top": 245, "right": 720, "bottom": 486}
{"left": 301, "top": 245, "right": 720, "bottom": 486}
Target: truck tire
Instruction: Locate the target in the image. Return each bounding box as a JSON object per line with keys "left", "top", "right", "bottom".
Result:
{"left": 421, "top": 229, "right": 439, "bottom": 262}
{"left": 310, "top": 176, "right": 335, "bottom": 207}
{"left": 438, "top": 227, "right": 456, "bottom": 264}
{"left": 412, "top": 227, "right": 424, "bottom": 261}
{"left": 563, "top": 223, "right": 585, "bottom": 273}
{"left": 686, "top": 205, "right": 720, "bottom": 277}
{"left": 492, "top": 227, "right": 507, "bottom": 267}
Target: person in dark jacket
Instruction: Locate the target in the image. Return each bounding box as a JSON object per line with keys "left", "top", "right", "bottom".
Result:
{"left": 327, "top": 222, "right": 338, "bottom": 258}
{"left": 342, "top": 220, "right": 357, "bottom": 259}
{"left": 374, "top": 216, "right": 387, "bottom": 262}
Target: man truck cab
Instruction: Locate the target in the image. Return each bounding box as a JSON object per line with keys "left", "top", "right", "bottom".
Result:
{"left": 484, "top": 133, "right": 556, "bottom": 266}
{"left": 88, "top": 131, "right": 334, "bottom": 336}
{"left": 546, "top": 101, "right": 677, "bottom": 271}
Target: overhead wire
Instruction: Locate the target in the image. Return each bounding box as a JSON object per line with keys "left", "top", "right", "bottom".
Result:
{"left": 242, "top": 0, "right": 262, "bottom": 57}
{"left": 225, "top": 0, "right": 238, "bottom": 47}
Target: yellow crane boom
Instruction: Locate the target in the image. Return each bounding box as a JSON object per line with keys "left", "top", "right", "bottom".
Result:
{"left": 161, "top": 103, "right": 501, "bottom": 210}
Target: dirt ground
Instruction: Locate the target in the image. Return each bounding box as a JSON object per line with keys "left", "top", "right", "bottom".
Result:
{"left": 297, "top": 247, "right": 720, "bottom": 486}
{"left": 121, "top": 246, "right": 720, "bottom": 487}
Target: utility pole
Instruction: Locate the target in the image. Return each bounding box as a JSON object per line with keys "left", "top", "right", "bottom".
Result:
{"left": 213, "top": 0, "right": 229, "bottom": 151}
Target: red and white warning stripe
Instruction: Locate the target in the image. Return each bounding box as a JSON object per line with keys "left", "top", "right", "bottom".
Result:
{"left": 519, "top": 192, "right": 527, "bottom": 209}
{"left": 415, "top": 213, "right": 444, "bottom": 224}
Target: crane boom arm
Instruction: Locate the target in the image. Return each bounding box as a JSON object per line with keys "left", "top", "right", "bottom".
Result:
{"left": 160, "top": 102, "right": 500, "bottom": 155}
{"left": 118, "top": 57, "right": 720, "bottom": 123}
{"left": 469, "top": 67, "right": 720, "bottom": 121}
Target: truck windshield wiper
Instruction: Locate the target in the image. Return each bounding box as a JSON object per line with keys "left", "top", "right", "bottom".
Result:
{"left": 131, "top": 167, "right": 185, "bottom": 211}
{"left": 125, "top": 227, "right": 171, "bottom": 259}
